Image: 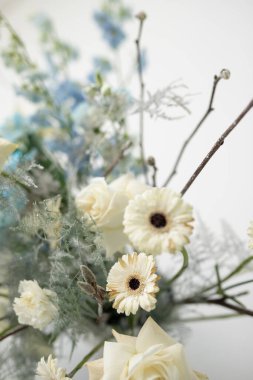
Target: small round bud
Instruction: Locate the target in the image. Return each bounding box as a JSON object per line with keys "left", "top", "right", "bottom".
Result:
{"left": 147, "top": 156, "right": 156, "bottom": 166}
{"left": 136, "top": 12, "right": 147, "bottom": 21}
{"left": 220, "top": 69, "right": 231, "bottom": 80}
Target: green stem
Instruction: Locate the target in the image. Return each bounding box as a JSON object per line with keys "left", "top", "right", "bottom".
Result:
{"left": 68, "top": 338, "right": 107, "bottom": 378}
{"left": 165, "top": 247, "right": 189, "bottom": 286}
{"left": 0, "top": 292, "right": 8, "bottom": 298}
{"left": 223, "top": 279, "right": 253, "bottom": 291}
{"left": 198, "top": 256, "right": 253, "bottom": 295}
{"left": 173, "top": 313, "right": 242, "bottom": 323}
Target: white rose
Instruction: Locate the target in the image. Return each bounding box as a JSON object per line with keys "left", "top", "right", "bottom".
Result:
{"left": 75, "top": 175, "right": 148, "bottom": 256}
{"left": 0, "top": 137, "right": 18, "bottom": 172}
{"left": 87, "top": 317, "right": 208, "bottom": 380}
{"left": 13, "top": 280, "right": 58, "bottom": 331}
{"left": 36, "top": 355, "right": 71, "bottom": 380}
{"left": 110, "top": 173, "right": 149, "bottom": 200}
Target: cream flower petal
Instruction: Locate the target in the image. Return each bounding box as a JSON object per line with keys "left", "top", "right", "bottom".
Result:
{"left": 123, "top": 188, "right": 194, "bottom": 255}
{"left": 136, "top": 317, "right": 176, "bottom": 352}
{"left": 100, "top": 191, "right": 128, "bottom": 228}
{"left": 194, "top": 370, "right": 209, "bottom": 380}
{"left": 13, "top": 280, "right": 58, "bottom": 331}
{"left": 110, "top": 173, "right": 149, "bottom": 199}
{"left": 128, "top": 344, "right": 165, "bottom": 376}
{"left": 103, "top": 342, "right": 134, "bottom": 380}
{"left": 0, "top": 138, "right": 18, "bottom": 172}
{"left": 112, "top": 329, "right": 137, "bottom": 347}
{"left": 36, "top": 355, "right": 71, "bottom": 380}
{"left": 106, "top": 253, "right": 159, "bottom": 315}
{"left": 167, "top": 343, "right": 196, "bottom": 380}
{"left": 86, "top": 318, "right": 208, "bottom": 380}
{"left": 101, "top": 228, "right": 128, "bottom": 257}
{"left": 86, "top": 358, "right": 104, "bottom": 380}
{"left": 75, "top": 177, "right": 130, "bottom": 256}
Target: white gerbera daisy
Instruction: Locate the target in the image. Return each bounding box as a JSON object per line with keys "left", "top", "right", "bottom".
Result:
{"left": 106, "top": 252, "right": 159, "bottom": 316}
{"left": 36, "top": 355, "right": 71, "bottom": 380}
{"left": 123, "top": 188, "right": 194, "bottom": 255}
{"left": 247, "top": 221, "right": 253, "bottom": 249}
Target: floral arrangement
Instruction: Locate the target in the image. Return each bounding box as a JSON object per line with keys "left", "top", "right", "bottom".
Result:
{"left": 0, "top": 1, "right": 253, "bottom": 379}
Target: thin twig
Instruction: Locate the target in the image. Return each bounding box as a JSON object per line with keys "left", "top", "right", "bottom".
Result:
{"left": 172, "top": 313, "right": 242, "bottom": 323}
{"left": 179, "top": 297, "right": 253, "bottom": 317}
{"left": 151, "top": 162, "right": 158, "bottom": 187}
{"left": 0, "top": 325, "right": 28, "bottom": 342}
{"left": 68, "top": 337, "right": 108, "bottom": 378}
{"left": 181, "top": 98, "right": 253, "bottom": 195}
{"left": 165, "top": 247, "right": 189, "bottom": 286}
{"left": 104, "top": 141, "right": 132, "bottom": 177}
{"left": 147, "top": 156, "right": 158, "bottom": 186}
{"left": 163, "top": 74, "right": 222, "bottom": 186}
{"left": 207, "top": 298, "right": 253, "bottom": 317}
{"left": 223, "top": 279, "right": 253, "bottom": 292}
{"left": 135, "top": 13, "right": 148, "bottom": 184}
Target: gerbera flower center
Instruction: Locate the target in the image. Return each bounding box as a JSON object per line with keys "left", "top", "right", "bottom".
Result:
{"left": 126, "top": 274, "right": 144, "bottom": 293}
{"left": 150, "top": 213, "right": 167, "bottom": 228}
{"left": 128, "top": 277, "right": 140, "bottom": 290}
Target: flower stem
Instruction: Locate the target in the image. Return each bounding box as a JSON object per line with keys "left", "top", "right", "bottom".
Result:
{"left": 197, "top": 256, "right": 253, "bottom": 296}
{"left": 165, "top": 247, "right": 189, "bottom": 286}
{"left": 67, "top": 338, "right": 107, "bottom": 378}
{"left": 0, "top": 325, "right": 28, "bottom": 341}
{"left": 104, "top": 141, "right": 132, "bottom": 177}
{"left": 181, "top": 98, "right": 253, "bottom": 195}
{"left": 173, "top": 313, "right": 242, "bottom": 323}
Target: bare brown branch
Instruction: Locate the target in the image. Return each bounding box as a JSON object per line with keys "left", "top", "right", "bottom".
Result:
{"left": 181, "top": 98, "right": 253, "bottom": 195}
{"left": 104, "top": 141, "right": 132, "bottom": 177}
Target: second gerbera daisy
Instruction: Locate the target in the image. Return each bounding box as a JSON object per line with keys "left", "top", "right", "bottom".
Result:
{"left": 106, "top": 252, "right": 159, "bottom": 316}
{"left": 123, "top": 188, "right": 194, "bottom": 255}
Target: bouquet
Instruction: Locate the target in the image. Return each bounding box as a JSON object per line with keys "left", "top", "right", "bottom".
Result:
{"left": 0, "top": 1, "right": 253, "bottom": 379}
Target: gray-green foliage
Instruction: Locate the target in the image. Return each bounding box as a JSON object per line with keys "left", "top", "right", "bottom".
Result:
{"left": 0, "top": 329, "right": 52, "bottom": 380}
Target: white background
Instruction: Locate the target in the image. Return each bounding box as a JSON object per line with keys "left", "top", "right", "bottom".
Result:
{"left": 0, "top": 0, "right": 253, "bottom": 379}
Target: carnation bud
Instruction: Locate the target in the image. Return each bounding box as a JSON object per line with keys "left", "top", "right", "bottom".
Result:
{"left": 220, "top": 69, "right": 231, "bottom": 80}
{"left": 136, "top": 12, "right": 147, "bottom": 21}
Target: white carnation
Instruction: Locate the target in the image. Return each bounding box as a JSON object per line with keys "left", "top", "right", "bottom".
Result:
{"left": 13, "top": 280, "right": 58, "bottom": 331}
{"left": 36, "top": 355, "right": 71, "bottom": 380}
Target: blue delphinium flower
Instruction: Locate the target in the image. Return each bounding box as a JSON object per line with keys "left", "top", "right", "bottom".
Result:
{"left": 0, "top": 113, "right": 30, "bottom": 141}
{"left": 53, "top": 80, "right": 85, "bottom": 108}
{"left": 94, "top": 11, "right": 126, "bottom": 49}
{"left": 87, "top": 56, "right": 112, "bottom": 83}
{"left": 93, "top": 57, "right": 112, "bottom": 74}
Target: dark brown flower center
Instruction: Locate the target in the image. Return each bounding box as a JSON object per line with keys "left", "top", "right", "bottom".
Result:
{"left": 150, "top": 213, "right": 167, "bottom": 228}
{"left": 128, "top": 278, "right": 140, "bottom": 290}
